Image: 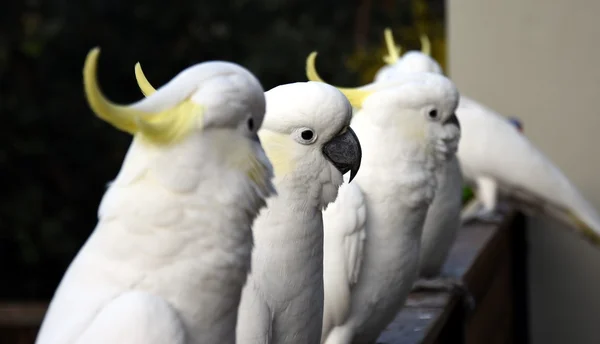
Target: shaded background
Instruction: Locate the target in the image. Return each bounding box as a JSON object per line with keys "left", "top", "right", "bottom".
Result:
{"left": 0, "top": 0, "right": 445, "bottom": 300}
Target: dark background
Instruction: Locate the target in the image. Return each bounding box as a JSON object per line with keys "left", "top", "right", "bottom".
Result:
{"left": 0, "top": 0, "right": 445, "bottom": 300}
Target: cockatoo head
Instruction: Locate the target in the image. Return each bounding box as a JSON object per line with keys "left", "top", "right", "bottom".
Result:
{"left": 306, "top": 52, "right": 460, "bottom": 162}
{"left": 374, "top": 28, "right": 443, "bottom": 82}
{"left": 85, "top": 47, "right": 275, "bottom": 197}
{"left": 259, "top": 82, "right": 362, "bottom": 209}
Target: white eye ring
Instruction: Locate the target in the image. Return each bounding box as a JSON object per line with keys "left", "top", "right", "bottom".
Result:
{"left": 293, "top": 127, "right": 317, "bottom": 145}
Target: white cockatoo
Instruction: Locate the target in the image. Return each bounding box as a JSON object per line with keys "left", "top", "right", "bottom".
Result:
{"left": 306, "top": 52, "right": 462, "bottom": 344}
{"left": 35, "top": 48, "right": 276, "bottom": 344}
{"left": 374, "top": 29, "right": 465, "bottom": 296}
{"left": 235, "top": 82, "right": 362, "bottom": 344}
{"left": 377, "top": 29, "right": 600, "bottom": 247}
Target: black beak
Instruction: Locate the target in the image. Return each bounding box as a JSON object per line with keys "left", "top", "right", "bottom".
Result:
{"left": 444, "top": 113, "right": 460, "bottom": 129}
{"left": 322, "top": 127, "right": 362, "bottom": 182}
{"left": 250, "top": 132, "right": 261, "bottom": 143}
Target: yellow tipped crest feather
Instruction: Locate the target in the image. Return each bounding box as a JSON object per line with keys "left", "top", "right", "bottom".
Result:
{"left": 382, "top": 28, "right": 402, "bottom": 65}
{"left": 420, "top": 34, "right": 431, "bottom": 56}
{"left": 305, "top": 52, "right": 373, "bottom": 109}
{"left": 134, "top": 64, "right": 273, "bottom": 193}
{"left": 135, "top": 63, "right": 157, "bottom": 96}
{"left": 83, "top": 47, "right": 203, "bottom": 144}
{"left": 84, "top": 48, "right": 139, "bottom": 134}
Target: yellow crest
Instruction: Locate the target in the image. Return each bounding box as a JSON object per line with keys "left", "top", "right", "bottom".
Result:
{"left": 83, "top": 47, "right": 203, "bottom": 144}
{"left": 382, "top": 28, "right": 402, "bottom": 65}
{"left": 420, "top": 34, "right": 431, "bottom": 56}
{"left": 134, "top": 63, "right": 157, "bottom": 96}
{"left": 305, "top": 52, "right": 373, "bottom": 109}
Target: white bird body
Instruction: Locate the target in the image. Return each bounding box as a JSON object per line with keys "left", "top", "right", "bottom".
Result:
{"left": 376, "top": 29, "right": 600, "bottom": 244}
{"left": 374, "top": 35, "right": 463, "bottom": 278}
{"left": 36, "top": 49, "right": 275, "bottom": 344}
{"left": 306, "top": 54, "right": 461, "bottom": 344}
{"left": 322, "top": 109, "right": 437, "bottom": 344}
{"left": 418, "top": 155, "right": 463, "bottom": 277}
{"left": 456, "top": 96, "right": 600, "bottom": 238}
{"left": 237, "top": 185, "right": 326, "bottom": 344}
{"left": 321, "top": 178, "right": 366, "bottom": 339}
{"left": 236, "top": 82, "right": 362, "bottom": 344}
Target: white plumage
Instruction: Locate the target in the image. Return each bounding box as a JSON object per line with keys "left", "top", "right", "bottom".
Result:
{"left": 456, "top": 96, "right": 600, "bottom": 242}
{"left": 375, "top": 31, "right": 464, "bottom": 279}
{"left": 236, "top": 82, "right": 362, "bottom": 344}
{"left": 307, "top": 53, "right": 462, "bottom": 344}
{"left": 377, "top": 30, "right": 600, "bottom": 245}
{"left": 321, "top": 178, "right": 367, "bottom": 341}
{"left": 36, "top": 49, "right": 275, "bottom": 344}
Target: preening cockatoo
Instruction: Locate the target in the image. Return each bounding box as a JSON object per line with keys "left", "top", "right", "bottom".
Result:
{"left": 35, "top": 48, "right": 275, "bottom": 344}
{"left": 375, "top": 29, "right": 465, "bottom": 295}
{"left": 236, "top": 82, "right": 362, "bottom": 344}
{"left": 306, "top": 52, "right": 462, "bottom": 344}
{"left": 378, "top": 29, "right": 600, "bottom": 246}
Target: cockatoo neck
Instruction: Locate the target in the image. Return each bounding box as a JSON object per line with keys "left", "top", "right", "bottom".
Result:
{"left": 271, "top": 157, "right": 342, "bottom": 214}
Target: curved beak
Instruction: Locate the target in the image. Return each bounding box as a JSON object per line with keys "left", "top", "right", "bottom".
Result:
{"left": 323, "top": 127, "right": 362, "bottom": 182}
{"left": 444, "top": 113, "right": 461, "bottom": 129}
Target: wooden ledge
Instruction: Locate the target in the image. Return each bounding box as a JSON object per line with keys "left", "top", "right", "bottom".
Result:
{"left": 377, "top": 209, "right": 528, "bottom": 344}
{"left": 0, "top": 210, "right": 528, "bottom": 344}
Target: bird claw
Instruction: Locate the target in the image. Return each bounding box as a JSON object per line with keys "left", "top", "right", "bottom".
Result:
{"left": 461, "top": 201, "right": 505, "bottom": 224}
{"left": 469, "top": 209, "right": 504, "bottom": 224}
{"left": 409, "top": 277, "right": 476, "bottom": 313}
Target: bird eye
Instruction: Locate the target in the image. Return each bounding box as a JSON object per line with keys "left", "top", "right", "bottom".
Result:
{"left": 247, "top": 117, "right": 254, "bottom": 131}
{"left": 301, "top": 130, "right": 314, "bottom": 141}
{"left": 428, "top": 109, "right": 438, "bottom": 119}
{"left": 293, "top": 127, "right": 317, "bottom": 145}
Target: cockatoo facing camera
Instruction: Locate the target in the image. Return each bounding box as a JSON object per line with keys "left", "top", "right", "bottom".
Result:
{"left": 375, "top": 29, "right": 465, "bottom": 297}
{"left": 307, "top": 52, "right": 461, "bottom": 344}
{"left": 378, "top": 28, "right": 600, "bottom": 248}
{"left": 236, "top": 82, "right": 362, "bottom": 344}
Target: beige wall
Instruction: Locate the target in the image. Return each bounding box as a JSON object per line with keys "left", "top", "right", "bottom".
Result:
{"left": 447, "top": 1, "right": 600, "bottom": 343}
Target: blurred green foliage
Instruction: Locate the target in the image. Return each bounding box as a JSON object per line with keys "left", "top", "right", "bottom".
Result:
{"left": 0, "top": 0, "right": 445, "bottom": 299}
{"left": 462, "top": 186, "right": 474, "bottom": 204}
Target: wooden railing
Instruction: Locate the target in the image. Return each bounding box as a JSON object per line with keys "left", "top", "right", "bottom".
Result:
{"left": 378, "top": 209, "right": 529, "bottom": 344}
{"left": 0, "top": 209, "right": 529, "bottom": 344}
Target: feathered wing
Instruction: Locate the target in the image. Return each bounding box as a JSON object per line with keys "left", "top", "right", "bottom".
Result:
{"left": 457, "top": 96, "right": 600, "bottom": 244}
{"left": 321, "top": 181, "right": 367, "bottom": 341}
{"left": 75, "top": 291, "right": 186, "bottom": 344}
{"left": 236, "top": 281, "right": 274, "bottom": 344}
{"left": 419, "top": 157, "right": 463, "bottom": 277}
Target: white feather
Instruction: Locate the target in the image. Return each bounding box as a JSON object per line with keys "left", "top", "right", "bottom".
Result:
{"left": 322, "top": 180, "right": 367, "bottom": 338}
{"left": 375, "top": 49, "right": 464, "bottom": 280}
{"left": 320, "top": 73, "right": 460, "bottom": 344}
{"left": 456, "top": 96, "right": 600, "bottom": 235}
{"left": 36, "top": 61, "right": 274, "bottom": 344}
{"left": 236, "top": 82, "right": 354, "bottom": 344}
{"left": 419, "top": 156, "right": 463, "bottom": 277}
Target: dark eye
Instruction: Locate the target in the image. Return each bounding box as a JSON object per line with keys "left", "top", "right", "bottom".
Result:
{"left": 247, "top": 117, "right": 254, "bottom": 131}
{"left": 428, "top": 109, "right": 438, "bottom": 119}
{"left": 301, "top": 130, "right": 314, "bottom": 141}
